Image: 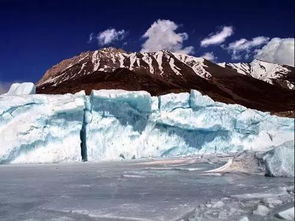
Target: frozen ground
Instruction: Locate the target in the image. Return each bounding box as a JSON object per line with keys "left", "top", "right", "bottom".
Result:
{"left": 0, "top": 156, "right": 293, "bottom": 221}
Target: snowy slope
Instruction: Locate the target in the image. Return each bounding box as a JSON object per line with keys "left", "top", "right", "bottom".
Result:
{"left": 37, "top": 48, "right": 294, "bottom": 91}
{"left": 37, "top": 48, "right": 211, "bottom": 87}
{"left": 219, "top": 59, "right": 295, "bottom": 90}
{"left": 1, "top": 88, "right": 293, "bottom": 163}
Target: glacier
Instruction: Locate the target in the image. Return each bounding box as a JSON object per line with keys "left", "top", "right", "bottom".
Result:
{"left": 0, "top": 93, "right": 85, "bottom": 163}
{"left": 4, "top": 82, "right": 36, "bottom": 96}
{"left": 0, "top": 88, "right": 294, "bottom": 164}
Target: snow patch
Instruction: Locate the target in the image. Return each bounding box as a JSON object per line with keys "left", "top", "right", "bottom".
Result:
{"left": 169, "top": 58, "right": 182, "bottom": 75}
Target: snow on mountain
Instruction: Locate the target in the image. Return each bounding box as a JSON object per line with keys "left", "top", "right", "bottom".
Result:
{"left": 219, "top": 59, "right": 295, "bottom": 90}
{"left": 37, "top": 48, "right": 210, "bottom": 87}
{"left": 37, "top": 48, "right": 294, "bottom": 91}
{"left": 35, "top": 48, "right": 295, "bottom": 117}
{"left": 173, "top": 53, "right": 211, "bottom": 79}
{"left": 0, "top": 89, "right": 293, "bottom": 163}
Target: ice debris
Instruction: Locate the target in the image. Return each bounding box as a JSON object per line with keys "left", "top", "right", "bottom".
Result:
{"left": 263, "top": 141, "right": 295, "bottom": 177}
{"left": 253, "top": 204, "right": 270, "bottom": 216}
{"left": 276, "top": 207, "right": 295, "bottom": 220}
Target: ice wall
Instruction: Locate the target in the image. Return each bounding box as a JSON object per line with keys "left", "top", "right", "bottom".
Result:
{"left": 86, "top": 90, "right": 294, "bottom": 160}
{"left": 0, "top": 89, "right": 294, "bottom": 163}
{"left": 0, "top": 93, "right": 85, "bottom": 163}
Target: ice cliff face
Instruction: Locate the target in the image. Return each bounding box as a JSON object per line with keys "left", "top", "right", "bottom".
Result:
{"left": 0, "top": 89, "right": 294, "bottom": 163}
{"left": 86, "top": 90, "right": 294, "bottom": 160}
{"left": 0, "top": 93, "right": 85, "bottom": 163}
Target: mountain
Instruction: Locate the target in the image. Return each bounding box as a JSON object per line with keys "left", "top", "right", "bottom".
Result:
{"left": 36, "top": 47, "right": 295, "bottom": 116}
{"left": 219, "top": 59, "right": 295, "bottom": 90}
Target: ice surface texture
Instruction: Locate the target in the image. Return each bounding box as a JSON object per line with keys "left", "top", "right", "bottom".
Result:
{"left": 264, "top": 141, "right": 295, "bottom": 177}
{"left": 86, "top": 90, "right": 294, "bottom": 160}
{"left": 0, "top": 89, "right": 294, "bottom": 164}
{"left": 4, "top": 82, "right": 36, "bottom": 95}
{"left": 0, "top": 94, "right": 85, "bottom": 163}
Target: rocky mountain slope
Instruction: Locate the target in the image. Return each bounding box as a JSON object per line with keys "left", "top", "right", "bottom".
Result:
{"left": 219, "top": 59, "right": 295, "bottom": 90}
{"left": 36, "top": 47, "right": 295, "bottom": 115}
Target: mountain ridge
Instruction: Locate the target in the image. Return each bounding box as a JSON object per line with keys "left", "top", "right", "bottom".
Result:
{"left": 219, "top": 59, "right": 294, "bottom": 90}
{"left": 36, "top": 47, "right": 295, "bottom": 116}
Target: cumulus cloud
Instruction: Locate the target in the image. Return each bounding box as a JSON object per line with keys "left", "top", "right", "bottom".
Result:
{"left": 226, "top": 36, "right": 270, "bottom": 60}
{"left": 255, "top": 38, "right": 294, "bottom": 66}
{"left": 141, "top": 19, "right": 194, "bottom": 54}
{"left": 96, "top": 28, "right": 126, "bottom": 46}
{"left": 201, "top": 52, "right": 217, "bottom": 61}
{"left": 201, "top": 26, "right": 233, "bottom": 47}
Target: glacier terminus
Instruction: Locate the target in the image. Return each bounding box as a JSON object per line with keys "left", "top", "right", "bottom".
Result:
{"left": 0, "top": 83, "right": 293, "bottom": 171}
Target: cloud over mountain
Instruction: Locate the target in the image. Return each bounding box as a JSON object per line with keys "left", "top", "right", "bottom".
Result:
{"left": 96, "top": 28, "right": 126, "bottom": 46}
{"left": 255, "top": 38, "right": 294, "bottom": 66}
{"left": 201, "top": 26, "right": 233, "bottom": 47}
{"left": 226, "top": 36, "right": 269, "bottom": 60}
{"left": 201, "top": 52, "right": 217, "bottom": 61}
{"left": 141, "top": 19, "right": 194, "bottom": 54}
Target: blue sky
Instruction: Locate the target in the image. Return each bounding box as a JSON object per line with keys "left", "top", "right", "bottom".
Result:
{"left": 0, "top": 0, "right": 294, "bottom": 90}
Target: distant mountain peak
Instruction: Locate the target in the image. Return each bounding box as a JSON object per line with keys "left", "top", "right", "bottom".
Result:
{"left": 220, "top": 59, "right": 294, "bottom": 90}
{"left": 99, "top": 47, "right": 127, "bottom": 54}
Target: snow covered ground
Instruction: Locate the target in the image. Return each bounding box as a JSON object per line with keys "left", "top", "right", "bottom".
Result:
{"left": 0, "top": 157, "right": 293, "bottom": 221}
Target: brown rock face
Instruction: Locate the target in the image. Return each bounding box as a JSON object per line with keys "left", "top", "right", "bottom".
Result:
{"left": 36, "top": 48, "right": 295, "bottom": 116}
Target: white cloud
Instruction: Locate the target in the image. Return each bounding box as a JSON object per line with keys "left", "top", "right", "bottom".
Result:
{"left": 201, "top": 52, "right": 217, "bottom": 61}
{"left": 201, "top": 26, "right": 233, "bottom": 47}
{"left": 141, "top": 19, "right": 194, "bottom": 54}
{"left": 97, "top": 28, "right": 126, "bottom": 46}
{"left": 226, "top": 36, "right": 270, "bottom": 60}
{"left": 255, "top": 38, "right": 294, "bottom": 66}
{"left": 88, "top": 33, "right": 95, "bottom": 43}
{"left": 228, "top": 36, "right": 269, "bottom": 51}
